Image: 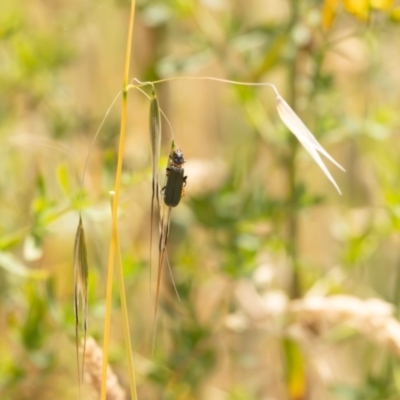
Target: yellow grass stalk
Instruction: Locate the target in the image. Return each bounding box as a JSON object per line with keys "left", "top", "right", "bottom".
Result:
{"left": 109, "top": 191, "right": 138, "bottom": 400}
{"left": 101, "top": 1, "right": 136, "bottom": 399}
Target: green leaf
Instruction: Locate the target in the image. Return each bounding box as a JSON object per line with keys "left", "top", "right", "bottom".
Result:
{"left": 57, "top": 163, "right": 71, "bottom": 195}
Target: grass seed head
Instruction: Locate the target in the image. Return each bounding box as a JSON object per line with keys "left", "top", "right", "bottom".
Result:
{"left": 74, "top": 215, "right": 89, "bottom": 387}
{"left": 83, "top": 337, "right": 126, "bottom": 400}
{"left": 275, "top": 94, "right": 345, "bottom": 194}
{"left": 149, "top": 91, "right": 162, "bottom": 171}
{"left": 74, "top": 216, "right": 89, "bottom": 328}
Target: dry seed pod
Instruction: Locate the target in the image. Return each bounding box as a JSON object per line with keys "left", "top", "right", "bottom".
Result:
{"left": 74, "top": 215, "right": 89, "bottom": 386}
{"left": 275, "top": 94, "right": 345, "bottom": 194}
{"left": 152, "top": 200, "right": 172, "bottom": 351}
{"left": 149, "top": 89, "right": 162, "bottom": 207}
{"left": 290, "top": 295, "right": 400, "bottom": 357}
{"left": 149, "top": 90, "right": 162, "bottom": 293}
{"left": 231, "top": 285, "right": 400, "bottom": 359}
{"left": 83, "top": 337, "right": 126, "bottom": 400}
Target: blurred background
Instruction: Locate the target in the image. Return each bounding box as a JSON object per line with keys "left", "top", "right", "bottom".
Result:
{"left": 2, "top": 0, "right": 400, "bottom": 399}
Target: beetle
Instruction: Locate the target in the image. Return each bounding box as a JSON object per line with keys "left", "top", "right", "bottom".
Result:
{"left": 162, "top": 148, "right": 187, "bottom": 207}
{"left": 153, "top": 145, "right": 187, "bottom": 349}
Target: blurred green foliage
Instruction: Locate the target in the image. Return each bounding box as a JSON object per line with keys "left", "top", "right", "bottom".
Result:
{"left": 2, "top": 0, "right": 400, "bottom": 399}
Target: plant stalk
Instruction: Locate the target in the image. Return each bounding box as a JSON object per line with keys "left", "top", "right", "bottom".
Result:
{"left": 100, "top": 1, "right": 136, "bottom": 400}
{"left": 287, "top": 0, "right": 301, "bottom": 300}
{"left": 109, "top": 192, "right": 138, "bottom": 400}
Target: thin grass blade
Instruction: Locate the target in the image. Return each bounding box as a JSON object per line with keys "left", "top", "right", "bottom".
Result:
{"left": 166, "top": 253, "right": 181, "bottom": 302}
{"left": 73, "top": 215, "right": 89, "bottom": 391}
{"left": 149, "top": 90, "right": 162, "bottom": 295}
{"left": 275, "top": 94, "right": 345, "bottom": 194}
{"left": 152, "top": 205, "right": 172, "bottom": 351}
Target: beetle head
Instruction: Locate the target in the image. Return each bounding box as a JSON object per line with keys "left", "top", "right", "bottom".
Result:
{"left": 170, "top": 148, "right": 185, "bottom": 167}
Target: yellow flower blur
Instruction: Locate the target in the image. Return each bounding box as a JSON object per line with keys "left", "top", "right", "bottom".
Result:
{"left": 322, "top": 0, "right": 394, "bottom": 28}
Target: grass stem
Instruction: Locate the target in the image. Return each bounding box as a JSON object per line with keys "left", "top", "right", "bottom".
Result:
{"left": 100, "top": 1, "right": 136, "bottom": 400}
{"left": 109, "top": 191, "right": 138, "bottom": 400}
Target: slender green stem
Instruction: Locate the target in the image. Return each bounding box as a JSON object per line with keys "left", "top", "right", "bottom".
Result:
{"left": 128, "top": 77, "right": 280, "bottom": 96}
{"left": 287, "top": 0, "right": 301, "bottom": 300}
{"left": 79, "top": 92, "right": 121, "bottom": 191}
{"left": 287, "top": 66, "right": 300, "bottom": 299}
{"left": 100, "top": 1, "right": 136, "bottom": 399}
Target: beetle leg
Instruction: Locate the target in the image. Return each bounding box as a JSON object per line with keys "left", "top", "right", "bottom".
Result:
{"left": 180, "top": 176, "right": 187, "bottom": 197}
